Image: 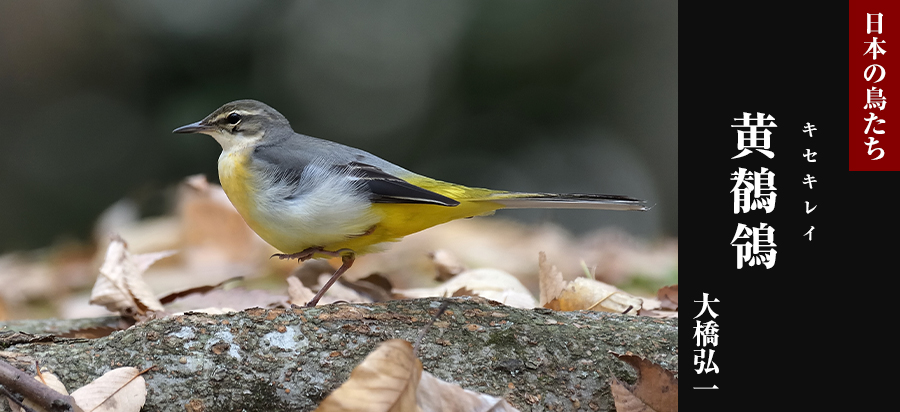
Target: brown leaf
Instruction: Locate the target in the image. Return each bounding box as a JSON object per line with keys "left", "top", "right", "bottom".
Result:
{"left": 315, "top": 340, "right": 421, "bottom": 412}
{"left": 638, "top": 285, "right": 678, "bottom": 318}
{"left": 610, "top": 375, "right": 654, "bottom": 412}
{"left": 70, "top": 367, "right": 146, "bottom": 412}
{"left": 89, "top": 236, "right": 175, "bottom": 315}
{"left": 429, "top": 249, "right": 467, "bottom": 281}
{"left": 547, "top": 277, "right": 642, "bottom": 315}
{"left": 656, "top": 285, "right": 678, "bottom": 311}
{"left": 339, "top": 273, "right": 394, "bottom": 302}
{"left": 394, "top": 269, "right": 535, "bottom": 308}
{"left": 316, "top": 339, "right": 520, "bottom": 412}
{"left": 417, "top": 371, "right": 520, "bottom": 412}
{"left": 287, "top": 276, "right": 316, "bottom": 306}
{"left": 611, "top": 353, "right": 678, "bottom": 412}
{"left": 17, "top": 369, "right": 71, "bottom": 412}
{"left": 543, "top": 298, "right": 562, "bottom": 311}
{"left": 539, "top": 253, "right": 642, "bottom": 314}
{"left": 538, "top": 252, "right": 566, "bottom": 307}
{"left": 34, "top": 368, "right": 65, "bottom": 393}
{"left": 451, "top": 287, "right": 475, "bottom": 297}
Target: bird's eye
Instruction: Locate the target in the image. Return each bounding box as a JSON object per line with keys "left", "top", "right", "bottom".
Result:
{"left": 226, "top": 113, "right": 242, "bottom": 124}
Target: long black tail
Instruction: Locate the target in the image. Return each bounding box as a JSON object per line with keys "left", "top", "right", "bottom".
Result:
{"left": 482, "top": 192, "right": 647, "bottom": 211}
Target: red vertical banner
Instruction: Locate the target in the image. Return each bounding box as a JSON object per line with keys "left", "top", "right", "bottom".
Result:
{"left": 851, "top": 1, "right": 900, "bottom": 170}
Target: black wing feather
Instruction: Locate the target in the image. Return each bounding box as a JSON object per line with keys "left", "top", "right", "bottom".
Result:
{"left": 341, "top": 162, "right": 459, "bottom": 207}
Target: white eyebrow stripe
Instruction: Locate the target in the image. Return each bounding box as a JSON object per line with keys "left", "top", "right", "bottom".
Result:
{"left": 213, "top": 109, "right": 264, "bottom": 122}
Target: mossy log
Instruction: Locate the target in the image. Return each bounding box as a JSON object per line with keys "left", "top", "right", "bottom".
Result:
{"left": 0, "top": 297, "right": 678, "bottom": 412}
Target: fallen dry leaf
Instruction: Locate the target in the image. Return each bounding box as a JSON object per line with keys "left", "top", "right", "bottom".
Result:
{"left": 317, "top": 339, "right": 520, "bottom": 412}
{"left": 35, "top": 369, "right": 69, "bottom": 395}
{"left": 417, "top": 370, "right": 520, "bottom": 412}
{"left": 636, "top": 285, "right": 678, "bottom": 318}
{"left": 287, "top": 276, "right": 316, "bottom": 306}
{"left": 656, "top": 285, "right": 678, "bottom": 311}
{"left": 450, "top": 287, "right": 475, "bottom": 297}
{"left": 610, "top": 353, "right": 677, "bottom": 412}
{"left": 429, "top": 249, "right": 467, "bottom": 281}
{"left": 315, "top": 340, "right": 421, "bottom": 412}
{"left": 636, "top": 303, "right": 678, "bottom": 319}
{"left": 610, "top": 375, "right": 653, "bottom": 412}
{"left": 89, "top": 236, "right": 176, "bottom": 315}
{"left": 540, "top": 254, "right": 642, "bottom": 315}
{"left": 395, "top": 269, "right": 535, "bottom": 308}
{"left": 545, "top": 277, "right": 642, "bottom": 315}
{"left": 70, "top": 367, "right": 146, "bottom": 412}
{"left": 537, "top": 252, "right": 566, "bottom": 307}
{"left": 340, "top": 273, "right": 394, "bottom": 302}
{"left": 16, "top": 369, "right": 71, "bottom": 412}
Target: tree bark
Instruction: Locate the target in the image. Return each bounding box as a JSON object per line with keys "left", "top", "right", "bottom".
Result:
{"left": 0, "top": 297, "right": 678, "bottom": 412}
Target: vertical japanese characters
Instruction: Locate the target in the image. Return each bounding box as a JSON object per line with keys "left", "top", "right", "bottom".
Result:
{"left": 864, "top": 13, "right": 887, "bottom": 160}
{"left": 730, "top": 113, "right": 777, "bottom": 270}
{"left": 693, "top": 293, "right": 720, "bottom": 384}
{"left": 803, "top": 123, "right": 817, "bottom": 241}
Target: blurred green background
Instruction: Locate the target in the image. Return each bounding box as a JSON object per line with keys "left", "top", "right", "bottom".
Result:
{"left": 0, "top": 1, "right": 677, "bottom": 253}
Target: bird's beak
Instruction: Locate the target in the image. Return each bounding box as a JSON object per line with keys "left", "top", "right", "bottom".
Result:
{"left": 173, "top": 121, "right": 213, "bottom": 134}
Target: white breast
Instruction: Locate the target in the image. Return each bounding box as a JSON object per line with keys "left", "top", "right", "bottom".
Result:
{"left": 247, "top": 160, "right": 380, "bottom": 253}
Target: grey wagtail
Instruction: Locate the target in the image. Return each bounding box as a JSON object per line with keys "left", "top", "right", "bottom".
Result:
{"left": 174, "top": 99, "right": 646, "bottom": 307}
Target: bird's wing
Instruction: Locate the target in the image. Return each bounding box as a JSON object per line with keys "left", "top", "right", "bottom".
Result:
{"left": 340, "top": 162, "right": 460, "bottom": 206}
{"left": 251, "top": 133, "right": 458, "bottom": 206}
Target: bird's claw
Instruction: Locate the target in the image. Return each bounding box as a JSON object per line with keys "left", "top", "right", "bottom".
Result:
{"left": 271, "top": 247, "right": 322, "bottom": 262}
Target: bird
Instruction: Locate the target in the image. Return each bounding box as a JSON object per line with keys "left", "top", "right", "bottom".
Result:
{"left": 174, "top": 99, "right": 647, "bottom": 307}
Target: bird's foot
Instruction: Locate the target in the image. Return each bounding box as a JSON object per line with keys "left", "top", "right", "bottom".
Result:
{"left": 271, "top": 246, "right": 333, "bottom": 262}
{"left": 303, "top": 248, "right": 357, "bottom": 307}
{"left": 273, "top": 247, "right": 356, "bottom": 307}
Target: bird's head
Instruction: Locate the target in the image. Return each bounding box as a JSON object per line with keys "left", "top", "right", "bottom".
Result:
{"left": 173, "top": 99, "right": 291, "bottom": 151}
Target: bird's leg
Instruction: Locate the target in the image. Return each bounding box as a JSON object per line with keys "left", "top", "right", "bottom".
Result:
{"left": 305, "top": 249, "right": 356, "bottom": 307}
